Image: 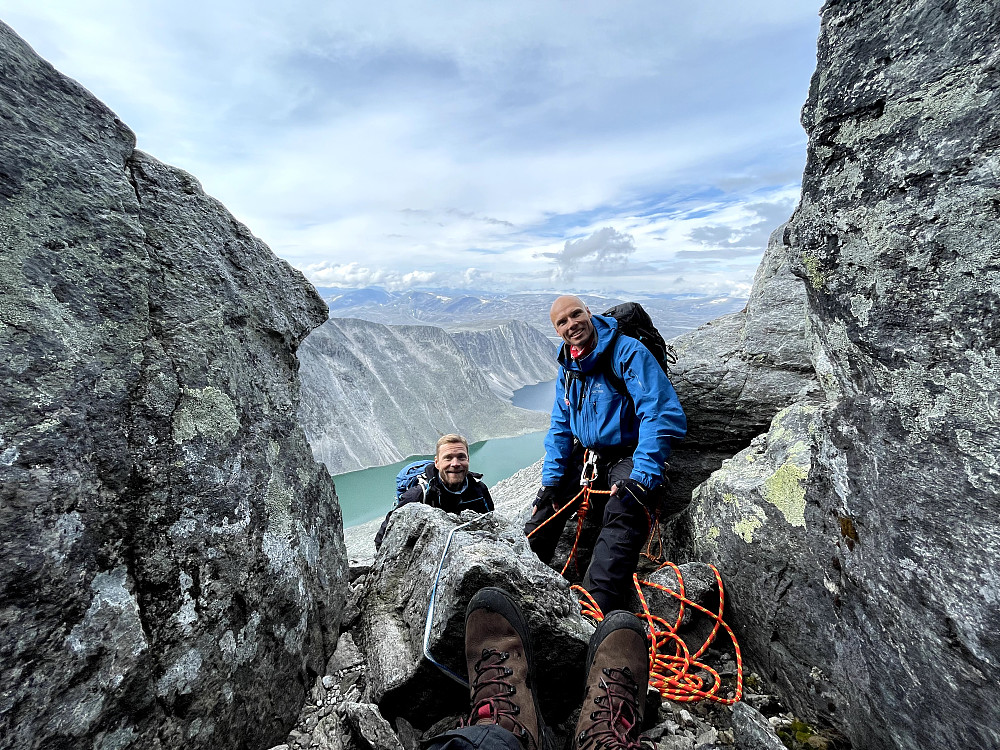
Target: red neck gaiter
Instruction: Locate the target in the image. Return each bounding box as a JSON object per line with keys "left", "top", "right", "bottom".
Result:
{"left": 570, "top": 338, "right": 596, "bottom": 360}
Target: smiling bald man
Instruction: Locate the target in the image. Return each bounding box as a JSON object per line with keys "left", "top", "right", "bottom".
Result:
{"left": 525, "top": 296, "right": 687, "bottom": 614}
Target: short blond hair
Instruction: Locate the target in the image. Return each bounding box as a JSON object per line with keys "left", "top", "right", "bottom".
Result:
{"left": 435, "top": 434, "right": 469, "bottom": 457}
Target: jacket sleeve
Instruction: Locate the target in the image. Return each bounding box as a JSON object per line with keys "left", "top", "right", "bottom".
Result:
{"left": 542, "top": 369, "right": 574, "bottom": 487}
{"left": 373, "top": 485, "right": 425, "bottom": 548}
{"left": 617, "top": 341, "right": 687, "bottom": 490}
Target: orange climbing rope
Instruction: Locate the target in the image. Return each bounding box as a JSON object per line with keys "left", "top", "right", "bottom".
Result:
{"left": 642, "top": 519, "right": 664, "bottom": 563}
{"left": 525, "top": 450, "right": 612, "bottom": 577}
{"left": 528, "top": 451, "right": 742, "bottom": 704}
{"left": 573, "top": 565, "right": 743, "bottom": 706}
{"left": 635, "top": 563, "right": 743, "bottom": 705}
{"left": 560, "top": 490, "right": 592, "bottom": 577}
{"left": 571, "top": 584, "right": 605, "bottom": 622}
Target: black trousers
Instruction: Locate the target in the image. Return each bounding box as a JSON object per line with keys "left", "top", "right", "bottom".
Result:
{"left": 523, "top": 447, "right": 654, "bottom": 614}
{"left": 424, "top": 725, "right": 522, "bottom": 750}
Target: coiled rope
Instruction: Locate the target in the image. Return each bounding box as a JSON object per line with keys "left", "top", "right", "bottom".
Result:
{"left": 573, "top": 564, "right": 743, "bottom": 706}
{"left": 636, "top": 563, "right": 743, "bottom": 704}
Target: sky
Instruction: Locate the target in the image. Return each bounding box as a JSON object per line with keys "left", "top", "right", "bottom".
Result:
{"left": 1, "top": 1, "right": 823, "bottom": 298}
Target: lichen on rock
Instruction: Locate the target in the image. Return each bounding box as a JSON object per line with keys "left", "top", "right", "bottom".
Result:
{"left": 0, "top": 20, "right": 348, "bottom": 749}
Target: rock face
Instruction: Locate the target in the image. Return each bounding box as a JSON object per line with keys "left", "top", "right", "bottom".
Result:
{"left": 357, "top": 503, "right": 592, "bottom": 731}
{"left": 685, "top": 2, "right": 1000, "bottom": 749}
{"left": 297, "top": 317, "right": 550, "bottom": 475}
{"left": 0, "top": 22, "right": 348, "bottom": 750}
{"left": 451, "top": 320, "right": 557, "bottom": 400}
{"left": 663, "top": 225, "right": 820, "bottom": 523}
{"left": 670, "top": 225, "right": 820, "bottom": 454}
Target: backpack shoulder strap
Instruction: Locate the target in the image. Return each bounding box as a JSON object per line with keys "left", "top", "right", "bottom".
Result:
{"left": 563, "top": 327, "right": 627, "bottom": 409}
{"left": 417, "top": 474, "right": 438, "bottom": 506}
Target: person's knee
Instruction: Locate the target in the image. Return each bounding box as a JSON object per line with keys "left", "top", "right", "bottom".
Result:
{"left": 602, "top": 493, "right": 652, "bottom": 532}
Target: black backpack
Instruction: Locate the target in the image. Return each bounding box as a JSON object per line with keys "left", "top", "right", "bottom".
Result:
{"left": 599, "top": 302, "right": 676, "bottom": 399}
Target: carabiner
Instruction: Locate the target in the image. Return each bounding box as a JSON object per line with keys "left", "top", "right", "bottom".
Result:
{"left": 580, "top": 449, "right": 599, "bottom": 487}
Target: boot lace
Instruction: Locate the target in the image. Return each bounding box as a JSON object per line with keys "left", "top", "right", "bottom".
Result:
{"left": 461, "top": 648, "right": 535, "bottom": 748}
{"left": 576, "top": 667, "right": 653, "bottom": 750}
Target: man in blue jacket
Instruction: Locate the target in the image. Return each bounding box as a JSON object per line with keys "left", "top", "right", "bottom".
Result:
{"left": 525, "top": 295, "right": 687, "bottom": 614}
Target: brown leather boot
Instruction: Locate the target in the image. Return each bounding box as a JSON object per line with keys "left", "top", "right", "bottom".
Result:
{"left": 462, "top": 587, "right": 546, "bottom": 750}
{"left": 572, "top": 611, "right": 650, "bottom": 750}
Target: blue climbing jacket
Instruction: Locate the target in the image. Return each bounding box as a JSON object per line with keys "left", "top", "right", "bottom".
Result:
{"left": 542, "top": 314, "right": 687, "bottom": 490}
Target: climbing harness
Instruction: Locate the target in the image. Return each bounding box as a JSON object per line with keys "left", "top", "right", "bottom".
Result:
{"left": 525, "top": 449, "right": 613, "bottom": 578}
{"left": 527, "top": 449, "right": 659, "bottom": 579}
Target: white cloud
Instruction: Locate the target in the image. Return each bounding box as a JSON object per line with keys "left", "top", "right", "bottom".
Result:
{"left": 2, "top": 0, "right": 823, "bottom": 296}
{"left": 541, "top": 227, "right": 637, "bottom": 281}
{"left": 304, "top": 262, "right": 488, "bottom": 291}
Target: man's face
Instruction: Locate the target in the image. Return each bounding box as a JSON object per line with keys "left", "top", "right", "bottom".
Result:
{"left": 550, "top": 296, "right": 595, "bottom": 349}
{"left": 435, "top": 441, "right": 470, "bottom": 490}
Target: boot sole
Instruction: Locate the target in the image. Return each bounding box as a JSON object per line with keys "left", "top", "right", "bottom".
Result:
{"left": 466, "top": 587, "right": 549, "bottom": 750}
{"left": 584, "top": 609, "right": 649, "bottom": 679}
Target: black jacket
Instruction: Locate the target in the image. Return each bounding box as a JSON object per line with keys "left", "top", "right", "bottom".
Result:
{"left": 374, "top": 464, "right": 493, "bottom": 548}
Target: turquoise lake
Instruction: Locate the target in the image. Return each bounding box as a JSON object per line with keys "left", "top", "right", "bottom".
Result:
{"left": 335, "top": 380, "right": 556, "bottom": 528}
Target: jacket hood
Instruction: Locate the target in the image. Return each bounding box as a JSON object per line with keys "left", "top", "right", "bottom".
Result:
{"left": 556, "top": 314, "right": 618, "bottom": 373}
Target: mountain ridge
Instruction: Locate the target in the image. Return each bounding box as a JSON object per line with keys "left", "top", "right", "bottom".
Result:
{"left": 317, "top": 287, "right": 747, "bottom": 338}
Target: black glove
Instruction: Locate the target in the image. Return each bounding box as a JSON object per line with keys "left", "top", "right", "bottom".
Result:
{"left": 616, "top": 478, "right": 654, "bottom": 510}
{"left": 533, "top": 486, "right": 559, "bottom": 513}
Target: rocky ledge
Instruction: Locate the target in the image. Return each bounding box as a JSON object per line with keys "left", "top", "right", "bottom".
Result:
{"left": 273, "top": 502, "right": 812, "bottom": 750}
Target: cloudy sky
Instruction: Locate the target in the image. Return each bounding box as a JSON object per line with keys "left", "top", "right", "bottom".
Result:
{"left": 2, "top": 1, "right": 822, "bottom": 297}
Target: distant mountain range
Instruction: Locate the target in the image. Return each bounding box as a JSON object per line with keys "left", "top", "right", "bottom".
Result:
{"left": 315, "top": 287, "right": 747, "bottom": 340}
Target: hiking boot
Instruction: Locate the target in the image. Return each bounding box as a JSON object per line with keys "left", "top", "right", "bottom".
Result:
{"left": 573, "top": 611, "right": 650, "bottom": 750}
{"left": 462, "top": 587, "right": 546, "bottom": 750}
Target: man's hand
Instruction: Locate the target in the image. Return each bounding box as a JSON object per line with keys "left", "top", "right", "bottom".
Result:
{"left": 611, "top": 478, "right": 652, "bottom": 508}
{"left": 531, "top": 486, "right": 559, "bottom": 517}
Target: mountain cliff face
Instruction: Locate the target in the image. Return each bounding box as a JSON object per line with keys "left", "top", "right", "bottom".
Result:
{"left": 451, "top": 320, "right": 557, "bottom": 400}
{"left": 658, "top": 225, "right": 821, "bottom": 516}
{"left": 673, "top": 2, "right": 1000, "bottom": 749}
{"left": 0, "top": 22, "right": 347, "bottom": 750}
{"left": 297, "top": 318, "right": 550, "bottom": 475}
